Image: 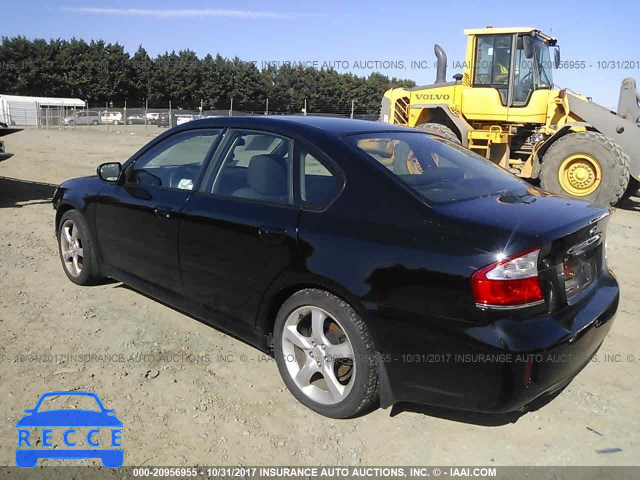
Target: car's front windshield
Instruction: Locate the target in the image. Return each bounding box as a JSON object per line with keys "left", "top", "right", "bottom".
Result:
{"left": 534, "top": 36, "right": 554, "bottom": 88}
{"left": 345, "top": 131, "right": 528, "bottom": 205}
{"left": 36, "top": 394, "right": 102, "bottom": 412}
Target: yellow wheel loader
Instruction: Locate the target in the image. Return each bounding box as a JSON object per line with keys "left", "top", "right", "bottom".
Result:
{"left": 380, "top": 27, "right": 640, "bottom": 205}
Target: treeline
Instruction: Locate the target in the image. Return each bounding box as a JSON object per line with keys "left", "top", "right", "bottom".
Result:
{"left": 0, "top": 36, "right": 415, "bottom": 113}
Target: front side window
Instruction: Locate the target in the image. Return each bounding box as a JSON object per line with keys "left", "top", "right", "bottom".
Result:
{"left": 345, "top": 132, "right": 528, "bottom": 205}
{"left": 208, "top": 130, "right": 292, "bottom": 205}
{"left": 128, "top": 128, "right": 221, "bottom": 190}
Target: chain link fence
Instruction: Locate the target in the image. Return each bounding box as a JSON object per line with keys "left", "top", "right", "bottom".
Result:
{"left": 2, "top": 100, "right": 379, "bottom": 135}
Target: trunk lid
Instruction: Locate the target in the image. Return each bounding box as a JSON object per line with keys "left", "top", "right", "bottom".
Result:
{"left": 434, "top": 189, "right": 610, "bottom": 312}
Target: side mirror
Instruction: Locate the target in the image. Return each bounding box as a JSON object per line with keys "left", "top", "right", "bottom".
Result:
{"left": 523, "top": 36, "right": 534, "bottom": 59}
{"left": 553, "top": 47, "right": 561, "bottom": 68}
{"left": 97, "top": 162, "right": 122, "bottom": 182}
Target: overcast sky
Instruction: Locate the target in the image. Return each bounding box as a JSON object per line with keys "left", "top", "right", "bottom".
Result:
{"left": 4, "top": 0, "right": 639, "bottom": 108}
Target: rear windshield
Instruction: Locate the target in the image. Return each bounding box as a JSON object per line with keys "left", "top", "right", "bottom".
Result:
{"left": 344, "top": 132, "right": 528, "bottom": 204}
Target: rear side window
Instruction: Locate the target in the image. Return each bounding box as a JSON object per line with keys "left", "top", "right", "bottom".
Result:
{"left": 300, "top": 151, "right": 340, "bottom": 209}
{"left": 345, "top": 132, "right": 527, "bottom": 205}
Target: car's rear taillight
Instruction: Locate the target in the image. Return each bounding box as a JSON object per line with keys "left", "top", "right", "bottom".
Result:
{"left": 471, "top": 247, "right": 544, "bottom": 309}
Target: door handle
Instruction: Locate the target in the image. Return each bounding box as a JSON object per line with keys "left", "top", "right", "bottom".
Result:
{"left": 154, "top": 207, "right": 174, "bottom": 219}
{"left": 258, "top": 225, "right": 287, "bottom": 244}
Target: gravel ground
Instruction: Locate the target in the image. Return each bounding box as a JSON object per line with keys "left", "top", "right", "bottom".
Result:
{"left": 0, "top": 126, "right": 638, "bottom": 467}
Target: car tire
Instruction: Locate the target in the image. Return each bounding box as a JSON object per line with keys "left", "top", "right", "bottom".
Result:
{"left": 128, "top": 120, "right": 133, "bottom": 125}
{"left": 68, "top": 120, "right": 74, "bottom": 126}
{"left": 540, "top": 131, "right": 630, "bottom": 206}
{"left": 57, "top": 210, "right": 103, "bottom": 286}
{"left": 273, "top": 288, "right": 378, "bottom": 418}
{"left": 113, "top": 120, "right": 120, "bottom": 126}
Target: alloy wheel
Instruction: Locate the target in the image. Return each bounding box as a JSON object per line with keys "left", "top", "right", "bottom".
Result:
{"left": 59, "top": 219, "right": 84, "bottom": 277}
{"left": 281, "top": 306, "right": 355, "bottom": 405}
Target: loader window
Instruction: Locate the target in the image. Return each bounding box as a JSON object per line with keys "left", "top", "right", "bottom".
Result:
{"left": 513, "top": 39, "right": 535, "bottom": 106}
{"left": 473, "top": 34, "right": 512, "bottom": 105}
{"left": 533, "top": 36, "right": 554, "bottom": 88}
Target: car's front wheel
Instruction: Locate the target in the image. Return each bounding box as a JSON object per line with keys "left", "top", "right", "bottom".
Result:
{"left": 57, "top": 210, "right": 103, "bottom": 285}
{"left": 273, "top": 289, "right": 378, "bottom": 418}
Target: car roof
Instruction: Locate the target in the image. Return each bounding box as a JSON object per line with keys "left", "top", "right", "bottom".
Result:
{"left": 182, "top": 115, "right": 415, "bottom": 138}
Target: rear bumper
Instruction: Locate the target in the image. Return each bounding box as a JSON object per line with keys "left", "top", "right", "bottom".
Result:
{"left": 375, "top": 272, "right": 619, "bottom": 413}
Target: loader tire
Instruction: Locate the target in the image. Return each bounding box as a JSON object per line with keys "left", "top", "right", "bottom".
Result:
{"left": 540, "top": 131, "right": 630, "bottom": 206}
{"left": 416, "top": 123, "right": 461, "bottom": 144}
{"left": 394, "top": 123, "right": 462, "bottom": 175}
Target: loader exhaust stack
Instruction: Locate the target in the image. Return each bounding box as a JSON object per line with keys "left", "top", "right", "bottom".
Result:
{"left": 434, "top": 44, "right": 447, "bottom": 84}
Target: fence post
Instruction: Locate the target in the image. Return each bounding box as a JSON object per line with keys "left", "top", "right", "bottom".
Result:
{"left": 169, "top": 100, "right": 172, "bottom": 127}
{"left": 351, "top": 100, "right": 355, "bottom": 119}
{"left": 124, "top": 100, "right": 127, "bottom": 132}
{"left": 200, "top": 99, "right": 203, "bottom": 119}
{"left": 106, "top": 102, "right": 109, "bottom": 135}
{"left": 304, "top": 99, "right": 307, "bottom": 116}
{"left": 145, "top": 98, "right": 148, "bottom": 137}
{"left": 229, "top": 98, "right": 233, "bottom": 117}
{"left": 265, "top": 98, "right": 269, "bottom": 115}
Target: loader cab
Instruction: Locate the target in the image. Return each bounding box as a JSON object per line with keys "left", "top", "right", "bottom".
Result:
{"left": 466, "top": 28, "right": 557, "bottom": 109}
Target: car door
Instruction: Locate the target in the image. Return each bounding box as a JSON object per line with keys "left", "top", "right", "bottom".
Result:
{"left": 95, "top": 128, "right": 222, "bottom": 292}
{"left": 179, "top": 128, "right": 300, "bottom": 326}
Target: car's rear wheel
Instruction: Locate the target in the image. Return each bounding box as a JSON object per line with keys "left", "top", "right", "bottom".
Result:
{"left": 92, "top": 120, "right": 98, "bottom": 125}
{"left": 127, "top": 120, "right": 133, "bottom": 125}
{"left": 57, "top": 210, "right": 103, "bottom": 285}
{"left": 113, "top": 120, "right": 120, "bottom": 126}
{"left": 68, "top": 120, "right": 74, "bottom": 126}
{"left": 273, "top": 289, "right": 378, "bottom": 418}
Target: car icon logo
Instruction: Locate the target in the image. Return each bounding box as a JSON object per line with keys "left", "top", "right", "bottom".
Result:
{"left": 15, "top": 391, "right": 123, "bottom": 468}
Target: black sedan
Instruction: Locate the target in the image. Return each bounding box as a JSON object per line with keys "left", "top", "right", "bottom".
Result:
{"left": 53, "top": 116, "right": 618, "bottom": 418}
{"left": 126, "top": 114, "right": 148, "bottom": 125}
{"left": 156, "top": 112, "right": 177, "bottom": 128}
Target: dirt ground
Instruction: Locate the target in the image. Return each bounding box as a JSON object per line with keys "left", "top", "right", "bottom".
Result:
{"left": 0, "top": 126, "right": 638, "bottom": 467}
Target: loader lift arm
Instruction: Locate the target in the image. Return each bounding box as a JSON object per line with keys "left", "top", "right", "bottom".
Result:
{"left": 618, "top": 77, "right": 640, "bottom": 124}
